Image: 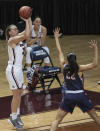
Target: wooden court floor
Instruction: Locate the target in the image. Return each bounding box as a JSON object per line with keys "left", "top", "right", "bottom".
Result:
{"left": 0, "top": 35, "right": 100, "bottom": 130}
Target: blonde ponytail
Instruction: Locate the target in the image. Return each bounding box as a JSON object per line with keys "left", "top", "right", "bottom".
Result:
{"left": 5, "top": 24, "right": 15, "bottom": 41}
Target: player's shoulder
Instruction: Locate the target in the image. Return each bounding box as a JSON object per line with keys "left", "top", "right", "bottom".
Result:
{"left": 41, "top": 25, "right": 47, "bottom": 31}
{"left": 8, "top": 37, "right": 13, "bottom": 44}
{"left": 8, "top": 37, "right": 17, "bottom": 48}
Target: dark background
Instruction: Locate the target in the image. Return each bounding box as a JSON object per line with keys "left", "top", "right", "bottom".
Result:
{"left": 0, "top": 0, "right": 100, "bottom": 35}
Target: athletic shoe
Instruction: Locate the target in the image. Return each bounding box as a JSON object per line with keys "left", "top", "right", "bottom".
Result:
{"left": 8, "top": 117, "right": 23, "bottom": 129}
{"left": 23, "top": 67, "right": 27, "bottom": 73}
{"left": 33, "top": 89, "right": 41, "bottom": 93}
{"left": 98, "top": 81, "right": 100, "bottom": 85}
{"left": 17, "top": 115, "right": 24, "bottom": 126}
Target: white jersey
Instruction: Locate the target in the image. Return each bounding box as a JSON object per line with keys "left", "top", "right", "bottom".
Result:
{"left": 26, "top": 25, "right": 50, "bottom": 65}
{"left": 6, "top": 42, "right": 25, "bottom": 90}
{"left": 8, "top": 42, "right": 25, "bottom": 66}
{"left": 31, "top": 25, "right": 43, "bottom": 45}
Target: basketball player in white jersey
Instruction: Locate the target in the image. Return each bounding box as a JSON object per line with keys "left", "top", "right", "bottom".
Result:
{"left": 5, "top": 17, "right": 32, "bottom": 129}
{"left": 25, "top": 17, "right": 50, "bottom": 71}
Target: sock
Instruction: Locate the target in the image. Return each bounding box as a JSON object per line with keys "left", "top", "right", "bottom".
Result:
{"left": 27, "top": 66, "right": 31, "bottom": 71}
{"left": 12, "top": 113, "right": 17, "bottom": 120}
{"left": 17, "top": 108, "right": 20, "bottom": 115}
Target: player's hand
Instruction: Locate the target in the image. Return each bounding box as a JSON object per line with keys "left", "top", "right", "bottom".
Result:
{"left": 35, "top": 34, "right": 39, "bottom": 40}
{"left": 34, "top": 35, "right": 39, "bottom": 43}
{"left": 20, "top": 16, "right": 28, "bottom": 22}
{"left": 88, "top": 40, "right": 97, "bottom": 49}
{"left": 53, "top": 27, "right": 62, "bottom": 38}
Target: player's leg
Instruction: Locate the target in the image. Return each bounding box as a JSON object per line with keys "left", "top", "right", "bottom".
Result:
{"left": 11, "top": 89, "right": 22, "bottom": 114}
{"left": 15, "top": 70, "right": 24, "bottom": 126}
{"left": 16, "top": 89, "right": 24, "bottom": 126}
{"left": 87, "top": 109, "right": 100, "bottom": 126}
{"left": 9, "top": 89, "right": 23, "bottom": 129}
{"left": 78, "top": 92, "right": 100, "bottom": 126}
{"left": 50, "top": 108, "right": 68, "bottom": 131}
{"left": 42, "top": 46, "right": 50, "bottom": 67}
{"left": 25, "top": 46, "right": 32, "bottom": 71}
{"left": 7, "top": 67, "right": 23, "bottom": 128}
{"left": 50, "top": 94, "right": 74, "bottom": 131}
{"left": 6, "top": 68, "right": 20, "bottom": 119}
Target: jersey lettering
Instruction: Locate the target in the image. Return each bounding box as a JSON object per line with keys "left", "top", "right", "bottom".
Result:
{"left": 66, "top": 75, "right": 76, "bottom": 80}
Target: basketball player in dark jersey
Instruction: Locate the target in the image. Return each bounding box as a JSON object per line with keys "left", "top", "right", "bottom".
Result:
{"left": 50, "top": 28, "right": 100, "bottom": 131}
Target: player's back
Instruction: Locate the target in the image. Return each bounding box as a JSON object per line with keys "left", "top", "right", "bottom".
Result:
{"left": 63, "top": 64, "right": 84, "bottom": 91}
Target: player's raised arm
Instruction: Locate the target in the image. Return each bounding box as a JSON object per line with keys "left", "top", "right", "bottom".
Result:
{"left": 79, "top": 40, "right": 98, "bottom": 72}
{"left": 7, "top": 18, "right": 30, "bottom": 48}
{"left": 41, "top": 26, "right": 47, "bottom": 46}
{"left": 53, "top": 28, "right": 65, "bottom": 69}
{"left": 18, "top": 17, "right": 32, "bottom": 37}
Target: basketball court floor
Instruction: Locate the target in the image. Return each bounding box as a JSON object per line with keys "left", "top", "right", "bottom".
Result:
{"left": 0, "top": 35, "right": 100, "bottom": 130}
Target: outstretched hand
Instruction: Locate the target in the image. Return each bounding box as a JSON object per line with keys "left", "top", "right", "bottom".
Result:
{"left": 53, "top": 27, "right": 62, "bottom": 38}
{"left": 20, "top": 16, "right": 29, "bottom": 22}
{"left": 88, "top": 40, "right": 97, "bottom": 49}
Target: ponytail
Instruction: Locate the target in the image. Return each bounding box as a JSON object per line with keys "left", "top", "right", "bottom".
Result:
{"left": 65, "top": 53, "right": 79, "bottom": 77}
{"left": 5, "top": 24, "right": 15, "bottom": 41}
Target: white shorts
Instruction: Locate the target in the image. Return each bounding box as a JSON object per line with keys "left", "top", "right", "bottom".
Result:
{"left": 6, "top": 64, "right": 24, "bottom": 90}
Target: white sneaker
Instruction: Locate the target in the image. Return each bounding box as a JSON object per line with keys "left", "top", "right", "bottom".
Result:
{"left": 98, "top": 81, "right": 100, "bottom": 85}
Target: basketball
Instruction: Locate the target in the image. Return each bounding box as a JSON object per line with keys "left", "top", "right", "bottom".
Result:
{"left": 19, "top": 6, "right": 32, "bottom": 19}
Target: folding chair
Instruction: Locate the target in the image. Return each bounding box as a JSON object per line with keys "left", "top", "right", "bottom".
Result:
{"left": 27, "top": 45, "right": 61, "bottom": 91}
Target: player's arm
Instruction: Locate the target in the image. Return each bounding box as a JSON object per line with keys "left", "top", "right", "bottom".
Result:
{"left": 28, "top": 17, "right": 32, "bottom": 36}
{"left": 8, "top": 18, "right": 30, "bottom": 48}
{"left": 79, "top": 40, "right": 98, "bottom": 72}
{"left": 18, "top": 17, "right": 32, "bottom": 38}
{"left": 18, "top": 31, "right": 25, "bottom": 36}
{"left": 41, "top": 26, "right": 47, "bottom": 46}
{"left": 53, "top": 28, "right": 66, "bottom": 69}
